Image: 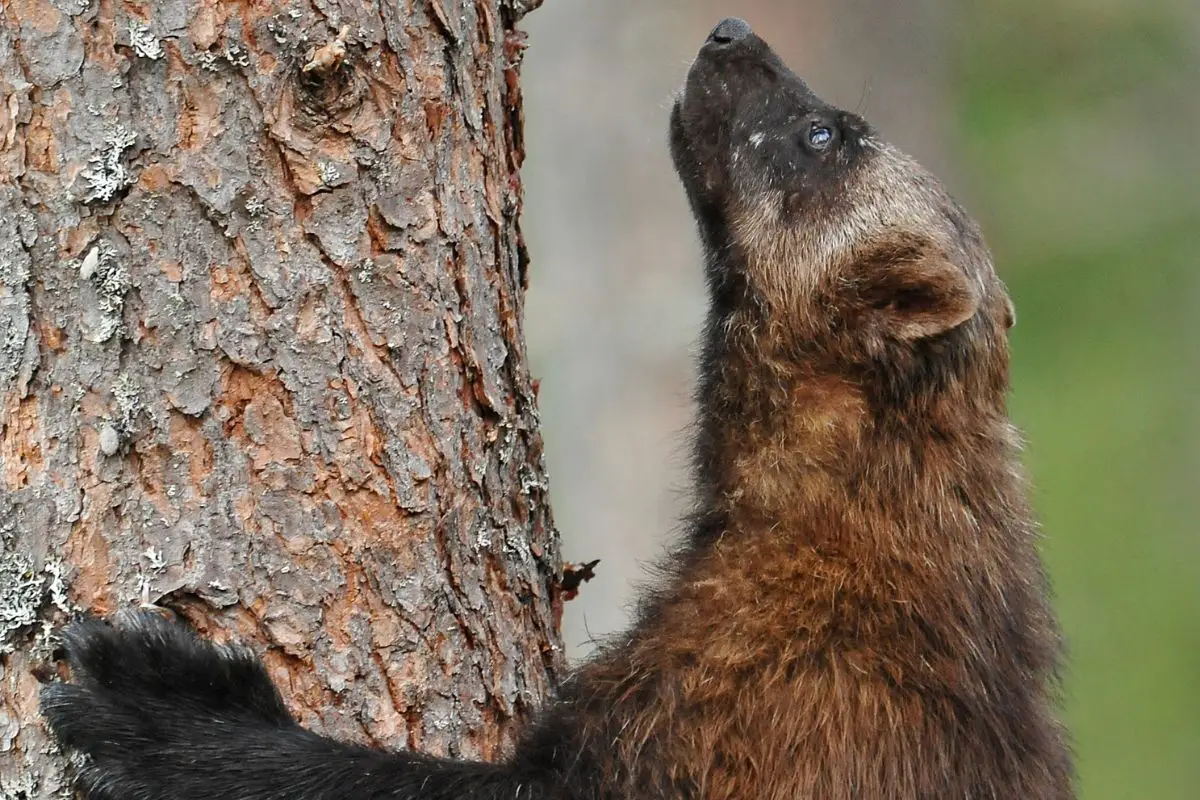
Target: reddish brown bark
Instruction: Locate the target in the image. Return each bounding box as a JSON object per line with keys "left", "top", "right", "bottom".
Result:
{"left": 0, "top": 1, "right": 560, "bottom": 795}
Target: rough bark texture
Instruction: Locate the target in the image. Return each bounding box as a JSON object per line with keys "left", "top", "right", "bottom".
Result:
{"left": 0, "top": 0, "right": 560, "bottom": 796}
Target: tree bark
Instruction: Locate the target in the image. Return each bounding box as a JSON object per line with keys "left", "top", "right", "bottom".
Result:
{"left": 0, "top": 1, "right": 560, "bottom": 796}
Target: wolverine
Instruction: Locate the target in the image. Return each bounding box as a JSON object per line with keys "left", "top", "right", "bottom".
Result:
{"left": 40, "top": 18, "right": 1073, "bottom": 800}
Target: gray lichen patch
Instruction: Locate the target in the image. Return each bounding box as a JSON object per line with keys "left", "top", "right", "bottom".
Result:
{"left": 318, "top": 161, "right": 345, "bottom": 187}
{"left": 223, "top": 42, "right": 251, "bottom": 68}
{"left": 0, "top": 758, "right": 77, "bottom": 800}
{"left": 112, "top": 372, "right": 143, "bottom": 432}
{"left": 0, "top": 245, "right": 31, "bottom": 290}
{"left": 96, "top": 372, "right": 143, "bottom": 455}
{"left": 51, "top": 0, "right": 89, "bottom": 13}
{"left": 78, "top": 241, "right": 129, "bottom": 343}
{"left": 82, "top": 127, "right": 138, "bottom": 204}
{"left": 127, "top": 20, "right": 164, "bottom": 60}
{"left": 0, "top": 551, "right": 73, "bottom": 658}
{"left": 196, "top": 50, "right": 221, "bottom": 72}
{"left": 0, "top": 771, "right": 39, "bottom": 800}
{"left": 244, "top": 194, "right": 267, "bottom": 218}
{"left": 0, "top": 200, "right": 34, "bottom": 390}
{"left": 43, "top": 559, "right": 73, "bottom": 616}
{"left": 0, "top": 552, "right": 45, "bottom": 654}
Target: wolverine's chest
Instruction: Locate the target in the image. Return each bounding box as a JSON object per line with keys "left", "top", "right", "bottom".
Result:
{"left": 589, "top": 614, "right": 1048, "bottom": 800}
{"left": 606, "top": 667, "right": 1038, "bottom": 800}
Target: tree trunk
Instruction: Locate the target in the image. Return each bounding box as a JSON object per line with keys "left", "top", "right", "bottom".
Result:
{"left": 0, "top": 1, "right": 560, "bottom": 795}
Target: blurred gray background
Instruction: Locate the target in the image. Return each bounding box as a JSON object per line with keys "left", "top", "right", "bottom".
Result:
{"left": 519, "top": 1, "right": 1200, "bottom": 798}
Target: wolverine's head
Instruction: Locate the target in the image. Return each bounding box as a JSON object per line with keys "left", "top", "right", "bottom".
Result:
{"left": 671, "top": 19, "right": 1013, "bottom": 381}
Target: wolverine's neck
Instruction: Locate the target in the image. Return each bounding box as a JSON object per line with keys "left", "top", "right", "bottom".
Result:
{"left": 659, "top": 314, "right": 1059, "bottom": 702}
{"left": 689, "top": 313, "right": 1024, "bottom": 558}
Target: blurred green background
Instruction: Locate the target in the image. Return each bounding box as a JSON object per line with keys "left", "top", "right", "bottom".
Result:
{"left": 957, "top": 1, "right": 1200, "bottom": 796}
{"left": 521, "top": 1, "right": 1200, "bottom": 797}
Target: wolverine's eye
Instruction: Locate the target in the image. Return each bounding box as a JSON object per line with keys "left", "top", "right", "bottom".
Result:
{"left": 806, "top": 124, "right": 834, "bottom": 151}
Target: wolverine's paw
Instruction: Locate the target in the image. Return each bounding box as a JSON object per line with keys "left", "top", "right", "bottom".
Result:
{"left": 40, "top": 611, "right": 296, "bottom": 771}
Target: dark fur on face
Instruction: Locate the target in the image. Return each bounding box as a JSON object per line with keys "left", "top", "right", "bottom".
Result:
{"left": 670, "top": 26, "right": 1013, "bottom": 366}
{"left": 40, "top": 20, "right": 1072, "bottom": 800}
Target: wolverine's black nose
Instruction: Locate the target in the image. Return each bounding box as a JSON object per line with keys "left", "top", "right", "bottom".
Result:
{"left": 707, "top": 17, "right": 752, "bottom": 45}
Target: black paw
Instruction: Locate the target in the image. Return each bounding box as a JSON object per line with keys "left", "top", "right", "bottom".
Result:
{"left": 40, "top": 610, "right": 297, "bottom": 798}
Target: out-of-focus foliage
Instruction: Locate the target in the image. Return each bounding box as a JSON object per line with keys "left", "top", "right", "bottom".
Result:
{"left": 952, "top": 2, "right": 1200, "bottom": 797}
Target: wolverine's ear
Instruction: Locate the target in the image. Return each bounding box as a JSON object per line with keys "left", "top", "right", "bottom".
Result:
{"left": 857, "top": 237, "right": 980, "bottom": 340}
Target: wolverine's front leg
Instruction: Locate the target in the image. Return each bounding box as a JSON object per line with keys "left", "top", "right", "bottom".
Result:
{"left": 40, "top": 611, "right": 554, "bottom": 800}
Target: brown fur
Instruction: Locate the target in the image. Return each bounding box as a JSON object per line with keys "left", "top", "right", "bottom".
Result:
{"left": 521, "top": 21, "right": 1074, "bottom": 800}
